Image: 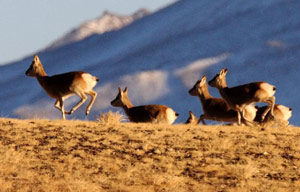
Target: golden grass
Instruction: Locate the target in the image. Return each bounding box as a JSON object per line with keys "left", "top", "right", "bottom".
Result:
{"left": 96, "top": 110, "right": 126, "bottom": 124}
{"left": 0, "top": 118, "right": 300, "bottom": 191}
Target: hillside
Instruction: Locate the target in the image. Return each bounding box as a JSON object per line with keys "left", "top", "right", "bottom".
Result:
{"left": 0, "top": 118, "right": 299, "bottom": 191}
{"left": 0, "top": 0, "right": 299, "bottom": 125}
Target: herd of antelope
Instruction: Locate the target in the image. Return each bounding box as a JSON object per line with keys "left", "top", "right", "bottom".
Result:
{"left": 26, "top": 55, "right": 292, "bottom": 126}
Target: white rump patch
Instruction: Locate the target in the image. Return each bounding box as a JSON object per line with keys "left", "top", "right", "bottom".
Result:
{"left": 166, "top": 108, "right": 177, "bottom": 125}
{"left": 275, "top": 105, "right": 292, "bottom": 121}
{"left": 243, "top": 104, "right": 258, "bottom": 121}
{"left": 82, "top": 73, "right": 98, "bottom": 91}
{"left": 260, "top": 82, "right": 276, "bottom": 97}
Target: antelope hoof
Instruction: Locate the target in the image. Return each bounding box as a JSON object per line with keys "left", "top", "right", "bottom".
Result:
{"left": 86, "top": 110, "right": 90, "bottom": 116}
{"left": 65, "top": 110, "right": 73, "bottom": 115}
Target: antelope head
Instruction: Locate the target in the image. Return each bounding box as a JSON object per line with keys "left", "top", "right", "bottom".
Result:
{"left": 189, "top": 75, "right": 207, "bottom": 96}
{"left": 208, "top": 68, "right": 228, "bottom": 88}
{"left": 185, "top": 111, "right": 198, "bottom": 125}
{"left": 111, "top": 87, "right": 129, "bottom": 107}
{"left": 25, "top": 55, "right": 45, "bottom": 77}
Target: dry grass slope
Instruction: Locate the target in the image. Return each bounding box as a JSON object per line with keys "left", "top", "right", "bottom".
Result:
{"left": 0, "top": 118, "right": 300, "bottom": 192}
{"left": 97, "top": 110, "right": 126, "bottom": 124}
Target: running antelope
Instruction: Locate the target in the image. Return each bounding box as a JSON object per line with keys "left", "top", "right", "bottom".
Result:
{"left": 208, "top": 68, "right": 276, "bottom": 125}
{"left": 110, "top": 87, "right": 179, "bottom": 124}
{"left": 255, "top": 104, "right": 292, "bottom": 125}
{"left": 25, "top": 55, "right": 99, "bottom": 120}
{"left": 185, "top": 111, "right": 198, "bottom": 125}
{"left": 189, "top": 76, "right": 257, "bottom": 125}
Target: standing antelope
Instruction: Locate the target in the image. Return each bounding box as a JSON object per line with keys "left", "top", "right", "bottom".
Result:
{"left": 25, "top": 55, "right": 99, "bottom": 120}
{"left": 255, "top": 104, "right": 292, "bottom": 125}
{"left": 185, "top": 111, "right": 198, "bottom": 125}
{"left": 189, "top": 75, "right": 257, "bottom": 125}
{"left": 111, "top": 87, "right": 179, "bottom": 124}
{"left": 208, "top": 68, "right": 276, "bottom": 125}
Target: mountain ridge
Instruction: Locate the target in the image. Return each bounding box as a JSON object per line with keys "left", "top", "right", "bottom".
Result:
{"left": 46, "top": 9, "right": 150, "bottom": 50}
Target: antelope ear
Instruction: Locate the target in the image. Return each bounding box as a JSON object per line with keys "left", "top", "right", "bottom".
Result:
{"left": 189, "top": 111, "right": 193, "bottom": 115}
{"left": 201, "top": 75, "right": 207, "bottom": 84}
{"left": 123, "top": 87, "right": 128, "bottom": 93}
{"left": 118, "top": 87, "right": 122, "bottom": 93}
{"left": 34, "top": 54, "right": 40, "bottom": 63}
{"left": 220, "top": 68, "right": 228, "bottom": 76}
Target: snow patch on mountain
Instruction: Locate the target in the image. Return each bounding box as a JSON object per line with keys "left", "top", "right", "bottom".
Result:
{"left": 175, "top": 54, "right": 229, "bottom": 87}
{"left": 47, "top": 9, "right": 150, "bottom": 49}
{"left": 93, "top": 70, "right": 170, "bottom": 111}
{"left": 14, "top": 99, "right": 59, "bottom": 119}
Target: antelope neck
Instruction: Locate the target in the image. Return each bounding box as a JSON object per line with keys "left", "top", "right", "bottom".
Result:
{"left": 37, "top": 64, "right": 48, "bottom": 77}
{"left": 36, "top": 66, "right": 48, "bottom": 89}
{"left": 122, "top": 96, "right": 134, "bottom": 110}
{"left": 199, "top": 85, "right": 212, "bottom": 100}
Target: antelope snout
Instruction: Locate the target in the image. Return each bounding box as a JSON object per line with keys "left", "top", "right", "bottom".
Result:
{"left": 110, "top": 100, "right": 117, "bottom": 107}
{"left": 188, "top": 88, "right": 196, "bottom": 96}
{"left": 25, "top": 67, "right": 35, "bottom": 77}
{"left": 25, "top": 69, "right": 30, "bottom": 76}
{"left": 289, "top": 108, "right": 292, "bottom": 111}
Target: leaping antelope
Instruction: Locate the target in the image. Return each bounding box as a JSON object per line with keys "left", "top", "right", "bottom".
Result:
{"left": 111, "top": 87, "right": 179, "bottom": 124}
{"left": 189, "top": 75, "right": 257, "bottom": 125}
{"left": 25, "top": 55, "right": 99, "bottom": 120}
{"left": 208, "top": 68, "right": 276, "bottom": 125}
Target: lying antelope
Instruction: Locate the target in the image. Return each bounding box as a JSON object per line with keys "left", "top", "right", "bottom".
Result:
{"left": 189, "top": 76, "right": 257, "bottom": 125}
{"left": 25, "top": 55, "right": 99, "bottom": 120}
{"left": 111, "top": 87, "right": 179, "bottom": 124}
{"left": 208, "top": 68, "right": 276, "bottom": 125}
{"left": 185, "top": 111, "right": 198, "bottom": 125}
{"left": 255, "top": 104, "right": 292, "bottom": 125}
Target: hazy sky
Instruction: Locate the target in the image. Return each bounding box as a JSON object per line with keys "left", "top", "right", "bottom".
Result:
{"left": 0, "top": 0, "right": 175, "bottom": 65}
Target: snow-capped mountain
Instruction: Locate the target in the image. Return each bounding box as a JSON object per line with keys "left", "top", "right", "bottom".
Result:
{"left": 47, "top": 9, "right": 150, "bottom": 49}
{"left": 0, "top": 0, "right": 299, "bottom": 125}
